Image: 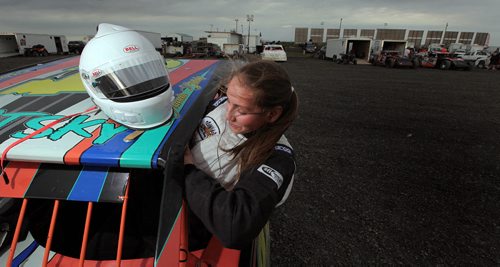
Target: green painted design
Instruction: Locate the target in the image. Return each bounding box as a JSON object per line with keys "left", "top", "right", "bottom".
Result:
{"left": 119, "top": 69, "right": 211, "bottom": 168}
{"left": 119, "top": 121, "right": 174, "bottom": 168}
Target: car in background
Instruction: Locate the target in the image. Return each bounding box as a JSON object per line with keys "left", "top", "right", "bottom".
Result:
{"left": 457, "top": 50, "right": 489, "bottom": 64}
{"left": 419, "top": 51, "right": 472, "bottom": 70}
{"left": 371, "top": 50, "right": 417, "bottom": 68}
{"left": 474, "top": 57, "right": 490, "bottom": 69}
{"left": 304, "top": 41, "right": 317, "bottom": 54}
{"left": 450, "top": 50, "right": 466, "bottom": 58}
{"left": 68, "top": 41, "right": 86, "bottom": 54}
{"left": 261, "top": 44, "right": 287, "bottom": 62}
{"left": 24, "top": 44, "right": 49, "bottom": 57}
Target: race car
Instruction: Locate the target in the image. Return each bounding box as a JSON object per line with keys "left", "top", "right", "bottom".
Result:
{"left": 371, "top": 50, "right": 418, "bottom": 68}
{"left": 0, "top": 56, "right": 269, "bottom": 266}
{"left": 418, "top": 51, "right": 472, "bottom": 70}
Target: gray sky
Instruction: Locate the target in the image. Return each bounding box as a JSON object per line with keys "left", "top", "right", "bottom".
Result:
{"left": 1, "top": 0, "right": 499, "bottom": 45}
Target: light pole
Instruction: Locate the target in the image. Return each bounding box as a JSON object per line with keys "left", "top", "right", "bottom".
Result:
{"left": 235, "top": 18, "right": 239, "bottom": 33}
{"left": 320, "top": 21, "right": 325, "bottom": 43}
{"left": 246, "top": 14, "right": 254, "bottom": 53}
{"left": 440, "top": 22, "right": 448, "bottom": 44}
{"left": 339, "top": 18, "right": 343, "bottom": 39}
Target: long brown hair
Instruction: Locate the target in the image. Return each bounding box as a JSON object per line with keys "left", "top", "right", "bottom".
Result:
{"left": 225, "top": 60, "right": 298, "bottom": 176}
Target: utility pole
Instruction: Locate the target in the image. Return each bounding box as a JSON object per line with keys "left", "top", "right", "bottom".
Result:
{"left": 235, "top": 18, "right": 239, "bottom": 33}
{"left": 440, "top": 22, "right": 448, "bottom": 44}
{"left": 339, "top": 18, "right": 343, "bottom": 39}
{"left": 246, "top": 14, "right": 254, "bottom": 53}
{"left": 321, "top": 21, "right": 325, "bottom": 43}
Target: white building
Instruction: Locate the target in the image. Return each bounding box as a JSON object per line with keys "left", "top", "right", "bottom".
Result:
{"left": 205, "top": 31, "right": 244, "bottom": 55}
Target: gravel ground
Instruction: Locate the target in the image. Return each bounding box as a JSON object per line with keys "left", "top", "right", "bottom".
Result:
{"left": 271, "top": 57, "right": 500, "bottom": 265}
{"left": 1, "top": 54, "right": 499, "bottom": 265}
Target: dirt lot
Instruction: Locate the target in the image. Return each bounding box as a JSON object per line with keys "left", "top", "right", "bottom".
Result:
{"left": 1, "top": 55, "right": 499, "bottom": 265}
{"left": 271, "top": 57, "right": 500, "bottom": 265}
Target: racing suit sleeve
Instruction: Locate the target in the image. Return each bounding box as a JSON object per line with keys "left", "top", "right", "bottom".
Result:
{"left": 184, "top": 148, "right": 295, "bottom": 250}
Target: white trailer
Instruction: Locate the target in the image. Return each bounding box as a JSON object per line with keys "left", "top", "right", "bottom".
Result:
{"left": 135, "top": 30, "right": 162, "bottom": 51}
{"left": 371, "top": 40, "right": 408, "bottom": 55}
{"left": 325, "top": 38, "right": 372, "bottom": 62}
{"left": 0, "top": 33, "right": 68, "bottom": 57}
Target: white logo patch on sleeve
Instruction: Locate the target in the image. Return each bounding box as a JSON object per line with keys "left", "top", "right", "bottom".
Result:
{"left": 257, "top": 164, "right": 284, "bottom": 189}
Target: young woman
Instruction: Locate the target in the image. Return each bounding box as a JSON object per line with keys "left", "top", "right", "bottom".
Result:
{"left": 183, "top": 60, "right": 299, "bottom": 253}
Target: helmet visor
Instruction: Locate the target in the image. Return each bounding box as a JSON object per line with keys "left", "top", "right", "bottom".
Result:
{"left": 84, "top": 52, "right": 169, "bottom": 101}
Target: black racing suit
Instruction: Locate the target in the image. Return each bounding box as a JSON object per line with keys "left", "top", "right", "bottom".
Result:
{"left": 184, "top": 97, "right": 296, "bottom": 251}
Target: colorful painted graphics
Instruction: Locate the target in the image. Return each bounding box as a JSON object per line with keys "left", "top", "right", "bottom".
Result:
{"left": 0, "top": 57, "right": 220, "bottom": 169}
{"left": 0, "top": 57, "right": 220, "bottom": 202}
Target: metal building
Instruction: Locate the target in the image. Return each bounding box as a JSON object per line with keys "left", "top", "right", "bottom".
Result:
{"left": 310, "top": 28, "right": 324, "bottom": 43}
{"left": 424, "top": 31, "right": 443, "bottom": 46}
{"left": 474, "top": 33, "right": 490, "bottom": 46}
{"left": 375, "top": 29, "right": 406, "bottom": 41}
{"left": 294, "top": 28, "right": 308, "bottom": 43}
{"left": 294, "top": 27, "right": 490, "bottom": 47}
{"left": 343, "top": 29, "right": 358, "bottom": 38}
{"left": 458, "top": 32, "right": 474, "bottom": 44}
{"left": 407, "top": 30, "right": 424, "bottom": 48}
{"left": 442, "top": 31, "right": 459, "bottom": 45}
{"left": 326, "top": 29, "right": 340, "bottom": 40}
{"left": 360, "top": 29, "right": 375, "bottom": 39}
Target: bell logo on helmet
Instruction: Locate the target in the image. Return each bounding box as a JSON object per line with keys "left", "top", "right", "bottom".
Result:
{"left": 123, "top": 45, "right": 140, "bottom": 53}
{"left": 91, "top": 69, "right": 102, "bottom": 78}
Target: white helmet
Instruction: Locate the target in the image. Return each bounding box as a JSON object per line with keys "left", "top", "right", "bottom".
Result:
{"left": 79, "top": 23, "right": 173, "bottom": 129}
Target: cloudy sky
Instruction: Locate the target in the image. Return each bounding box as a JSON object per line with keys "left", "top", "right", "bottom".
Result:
{"left": 1, "top": 0, "right": 499, "bottom": 45}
